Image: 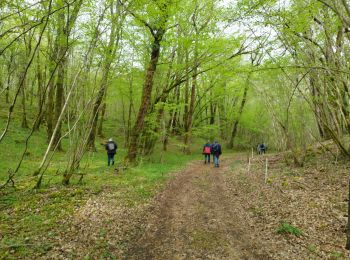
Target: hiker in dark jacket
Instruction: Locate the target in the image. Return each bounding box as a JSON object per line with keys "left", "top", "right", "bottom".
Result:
{"left": 211, "top": 141, "right": 222, "bottom": 167}
{"left": 257, "top": 143, "right": 267, "bottom": 155}
{"left": 203, "top": 141, "right": 212, "bottom": 164}
{"left": 105, "top": 138, "right": 117, "bottom": 166}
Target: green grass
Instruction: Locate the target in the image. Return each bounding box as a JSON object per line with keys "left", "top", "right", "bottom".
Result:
{"left": 329, "top": 251, "right": 345, "bottom": 259}
{"left": 276, "top": 222, "right": 303, "bottom": 237}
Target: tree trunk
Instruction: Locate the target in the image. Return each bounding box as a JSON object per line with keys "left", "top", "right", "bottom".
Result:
{"left": 228, "top": 82, "right": 249, "bottom": 149}
{"left": 143, "top": 47, "right": 176, "bottom": 155}
{"left": 34, "top": 53, "right": 44, "bottom": 131}
{"left": 126, "top": 84, "right": 134, "bottom": 147}
{"left": 5, "top": 77, "right": 10, "bottom": 103}
{"left": 46, "top": 66, "right": 55, "bottom": 142}
{"left": 5, "top": 53, "right": 14, "bottom": 104}
{"left": 98, "top": 101, "right": 106, "bottom": 137}
{"left": 183, "top": 71, "right": 197, "bottom": 154}
{"left": 52, "top": 56, "right": 65, "bottom": 151}
{"left": 87, "top": 81, "right": 106, "bottom": 150}
{"left": 209, "top": 96, "right": 216, "bottom": 125}
{"left": 171, "top": 85, "right": 181, "bottom": 134}
{"left": 183, "top": 16, "right": 199, "bottom": 153}
{"left": 87, "top": 68, "right": 113, "bottom": 150}
{"left": 143, "top": 96, "right": 167, "bottom": 155}
{"left": 218, "top": 99, "right": 226, "bottom": 140}
{"left": 126, "top": 33, "right": 163, "bottom": 163}
{"left": 20, "top": 72, "right": 29, "bottom": 129}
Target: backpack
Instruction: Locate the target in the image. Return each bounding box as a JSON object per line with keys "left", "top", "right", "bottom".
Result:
{"left": 107, "top": 142, "right": 115, "bottom": 151}
{"left": 212, "top": 144, "right": 219, "bottom": 153}
{"left": 204, "top": 146, "right": 211, "bottom": 154}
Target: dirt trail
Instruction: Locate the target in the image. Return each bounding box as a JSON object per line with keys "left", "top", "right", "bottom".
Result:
{"left": 126, "top": 157, "right": 268, "bottom": 259}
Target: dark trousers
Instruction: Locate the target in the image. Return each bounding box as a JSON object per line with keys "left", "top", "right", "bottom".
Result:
{"left": 204, "top": 154, "right": 210, "bottom": 163}
{"left": 108, "top": 153, "right": 115, "bottom": 166}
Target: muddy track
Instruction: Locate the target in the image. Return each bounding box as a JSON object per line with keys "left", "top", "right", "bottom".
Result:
{"left": 125, "top": 157, "right": 269, "bottom": 259}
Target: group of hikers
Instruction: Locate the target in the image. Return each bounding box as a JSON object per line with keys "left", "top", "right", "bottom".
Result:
{"left": 202, "top": 141, "right": 222, "bottom": 167}
{"left": 104, "top": 138, "right": 223, "bottom": 168}
{"left": 105, "top": 138, "right": 264, "bottom": 168}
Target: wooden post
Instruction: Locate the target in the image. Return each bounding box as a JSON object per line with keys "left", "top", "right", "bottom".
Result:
{"left": 247, "top": 158, "right": 251, "bottom": 173}
{"left": 251, "top": 147, "right": 254, "bottom": 159}
{"left": 265, "top": 158, "right": 268, "bottom": 183}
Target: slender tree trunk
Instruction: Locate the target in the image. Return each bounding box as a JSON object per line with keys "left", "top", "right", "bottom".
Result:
{"left": 183, "top": 70, "right": 197, "bottom": 154}
{"left": 46, "top": 65, "right": 55, "bottom": 142}
{"left": 52, "top": 56, "right": 65, "bottom": 151}
{"left": 218, "top": 98, "right": 226, "bottom": 140}
{"left": 5, "top": 53, "right": 14, "bottom": 104}
{"left": 143, "top": 96, "right": 167, "bottom": 155}
{"left": 183, "top": 15, "right": 199, "bottom": 153}
{"left": 171, "top": 85, "right": 180, "bottom": 134}
{"left": 98, "top": 101, "right": 106, "bottom": 137}
{"left": 126, "top": 81, "right": 134, "bottom": 147}
{"left": 310, "top": 77, "right": 328, "bottom": 139}
{"left": 30, "top": 77, "right": 34, "bottom": 106}
{"left": 87, "top": 74, "right": 110, "bottom": 149}
{"left": 5, "top": 78, "right": 11, "bottom": 104}
{"left": 5, "top": 76, "right": 10, "bottom": 104}
{"left": 183, "top": 54, "right": 190, "bottom": 127}
{"left": 87, "top": 79, "right": 107, "bottom": 150}
{"left": 46, "top": 29, "right": 55, "bottom": 142}
{"left": 209, "top": 96, "right": 216, "bottom": 125}
{"left": 34, "top": 53, "right": 44, "bottom": 131}
{"left": 20, "top": 72, "right": 29, "bottom": 129}
{"left": 228, "top": 82, "right": 249, "bottom": 149}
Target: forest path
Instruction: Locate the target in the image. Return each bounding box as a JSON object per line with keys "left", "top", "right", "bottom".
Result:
{"left": 125, "top": 156, "right": 267, "bottom": 259}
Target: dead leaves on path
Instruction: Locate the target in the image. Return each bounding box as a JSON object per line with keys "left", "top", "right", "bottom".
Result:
{"left": 47, "top": 193, "right": 150, "bottom": 259}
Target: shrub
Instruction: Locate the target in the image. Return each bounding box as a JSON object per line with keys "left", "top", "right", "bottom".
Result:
{"left": 277, "top": 222, "right": 303, "bottom": 237}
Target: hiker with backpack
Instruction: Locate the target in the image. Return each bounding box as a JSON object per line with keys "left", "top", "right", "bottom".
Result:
{"left": 203, "top": 141, "right": 212, "bottom": 164}
{"left": 257, "top": 143, "right": 267, "bottom": 155}
{"left": 211, "top": 141, "right": 222, "bottom": 167}
{"left": 105, "top": 138, "right": 118, "bottom": 166}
